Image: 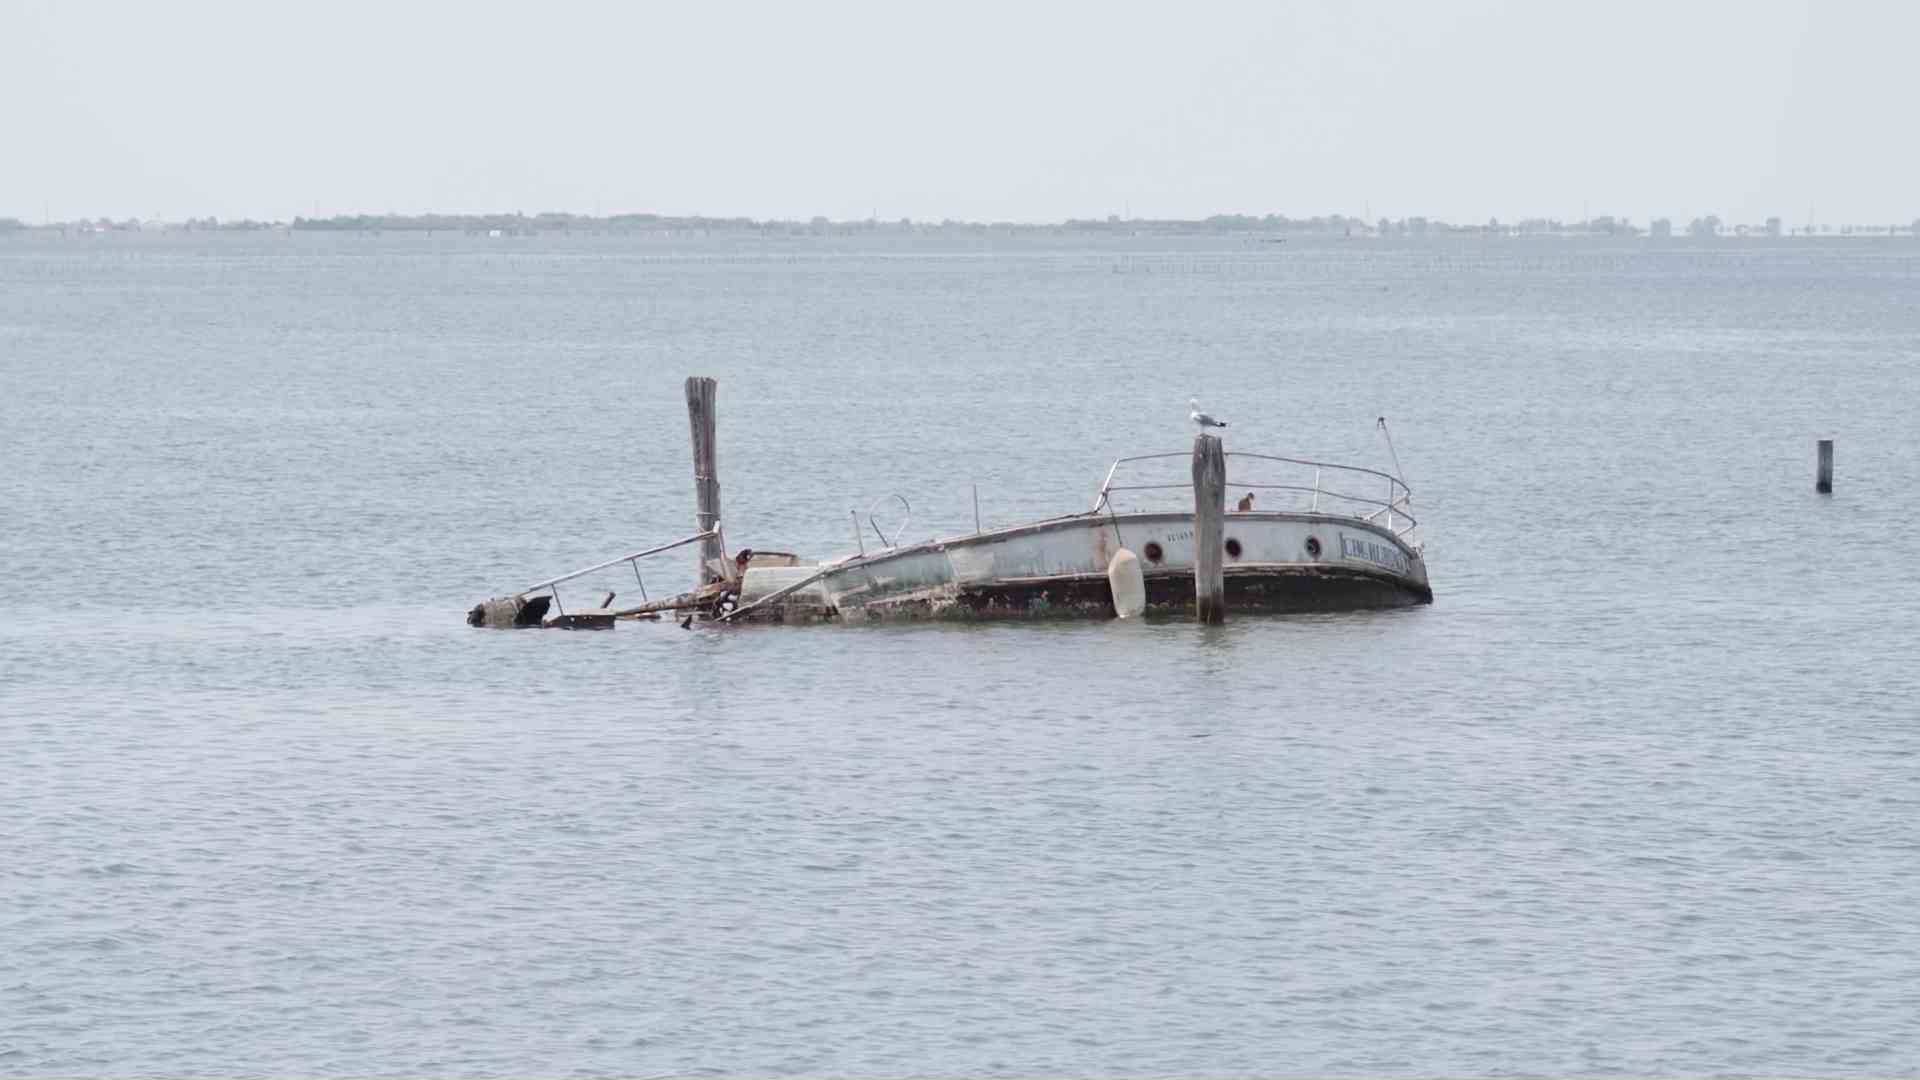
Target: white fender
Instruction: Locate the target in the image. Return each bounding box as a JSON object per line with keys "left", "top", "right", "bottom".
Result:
{"left": 1107, "top": 548, "right": 1147, "bottom": 619}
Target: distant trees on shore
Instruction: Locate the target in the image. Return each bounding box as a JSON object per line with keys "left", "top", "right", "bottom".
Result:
{"left": 290, "top": 211, "right": 755, "bottom": 234}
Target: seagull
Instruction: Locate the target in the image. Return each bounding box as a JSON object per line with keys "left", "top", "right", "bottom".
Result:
{"left": 1188, "top": 398, "right": 1228, "bottom": 429}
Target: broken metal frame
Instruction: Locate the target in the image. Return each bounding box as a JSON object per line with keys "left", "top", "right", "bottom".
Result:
{"left": 518, "top": 528, "right": 719, "bottom": 615}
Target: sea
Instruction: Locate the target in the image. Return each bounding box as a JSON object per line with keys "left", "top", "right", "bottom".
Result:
{"left": 3, "top": 228, "right": 1919, "bottom": 1078}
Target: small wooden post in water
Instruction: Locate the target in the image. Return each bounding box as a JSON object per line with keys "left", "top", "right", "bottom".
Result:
{"left": 685, "top": 377, "right": 729, "bottom": 582}
{"left": 1816, "top": 438, "right": 1834, "bottom": 494}
{"left": 1192, "top": 433, "right": 1227, "bottom": 623}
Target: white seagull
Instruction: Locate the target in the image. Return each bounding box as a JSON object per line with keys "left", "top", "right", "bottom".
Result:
{"left": 1188, "top": 397, "right": 1228, "bottom": 429}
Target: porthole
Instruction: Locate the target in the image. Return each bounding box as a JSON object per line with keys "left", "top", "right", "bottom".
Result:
{"left": 1305, "top": 535, "right": 1322, "bottom": 559}
{"left": 1224, "top": 537, "right": 1243, "bottom": 559}
{"left": 1143, "top": 541, "right": 1164, "bottom": 564}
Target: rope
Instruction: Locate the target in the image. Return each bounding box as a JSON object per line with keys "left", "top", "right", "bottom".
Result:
{"left": 1377, "top": 416, "right": 1412, "bottom": 496}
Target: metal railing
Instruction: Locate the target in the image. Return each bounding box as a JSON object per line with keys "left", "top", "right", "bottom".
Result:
{"left": 1091, "top": 451, "right": 1418, "bottom": 541}
{"left": 519, "top": 528, "right": 718, "bottom": 615}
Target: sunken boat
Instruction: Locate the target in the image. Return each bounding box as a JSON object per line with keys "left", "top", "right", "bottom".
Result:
{"left": 467, "top": 378, "right": 1430, "bottom": 628}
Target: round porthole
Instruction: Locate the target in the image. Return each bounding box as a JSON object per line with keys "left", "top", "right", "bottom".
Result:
{"left": 1143, "top": 541, "right": 1164, "bottom": 564}
{"left": 1224, "top": 538, "right": 1243, "bottom": 559}
{"left": 1305, "top": 535, "right": 1322, "bottom": 559}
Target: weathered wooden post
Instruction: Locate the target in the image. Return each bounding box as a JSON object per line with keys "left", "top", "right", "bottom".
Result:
{"left": 1816, "top": 438, "right": 1834, "bottom": 494}
{"left": 685, "top": 377, "right": 729, "bottom": 583}
{"left": 1192, "top": 433, "right": 1226, "bottom": 623}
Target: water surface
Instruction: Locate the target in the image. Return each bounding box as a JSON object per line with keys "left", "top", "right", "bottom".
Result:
{"left": 4, "top": 231, "right": 1919, "bottom": 1076}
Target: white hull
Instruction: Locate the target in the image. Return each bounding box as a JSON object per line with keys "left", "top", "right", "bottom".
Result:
{"left": 735, "top": 510, "right": 1430, "bottom": 622}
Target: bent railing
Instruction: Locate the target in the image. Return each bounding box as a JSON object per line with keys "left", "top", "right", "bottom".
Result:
{"left": 1091, "top": 451, "right": 1417, "bottom": 541}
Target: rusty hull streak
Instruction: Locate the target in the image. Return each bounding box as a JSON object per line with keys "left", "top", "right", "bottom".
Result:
{"left": 734, "top": 565, "right": 1430, "bottom": 624}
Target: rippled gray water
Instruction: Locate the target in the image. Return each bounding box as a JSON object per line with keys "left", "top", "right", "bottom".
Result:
{"left": 5, "top": 231, "right": 1920, "bottom": 1077}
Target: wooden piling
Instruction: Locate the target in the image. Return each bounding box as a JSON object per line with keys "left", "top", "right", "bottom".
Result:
{"left": 685, "top": 377, "right": 729, "bottom": 582}
{"left": 1192, "top": 433, "right": 1226, "bottom": 623}
{"left": 1816, "top": 438, "right": 1834, "bottom": 494}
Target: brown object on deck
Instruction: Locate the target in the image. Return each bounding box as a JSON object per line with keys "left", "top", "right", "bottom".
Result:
{"left": 1193, "top": 434, "right": 1227, "bottom": 624}
{"left": 1236, "top": 492, "right": 1255, "bottom": 512}
{"left": 610, "top": 581, "right": 732, "bottom": 619}
{"left": 685, "top": 377, "right": 730, "bottom": 584}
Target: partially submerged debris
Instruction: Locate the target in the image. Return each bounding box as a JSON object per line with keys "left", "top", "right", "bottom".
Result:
{"left": 466, "top": 593, "right": 550, "bottom": 628}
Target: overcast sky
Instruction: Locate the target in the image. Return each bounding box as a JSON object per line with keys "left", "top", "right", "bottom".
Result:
{"left": 3, "top": 0, "right": 1912, "bottom": 224}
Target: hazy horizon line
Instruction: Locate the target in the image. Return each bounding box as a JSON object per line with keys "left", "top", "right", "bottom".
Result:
{"left": 10, "top": 207, "right": 1919, "bottom": 231}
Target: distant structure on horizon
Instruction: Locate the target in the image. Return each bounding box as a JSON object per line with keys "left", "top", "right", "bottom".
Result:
{"left": 8, "top": 210, "right": 1918, "bottom": 240}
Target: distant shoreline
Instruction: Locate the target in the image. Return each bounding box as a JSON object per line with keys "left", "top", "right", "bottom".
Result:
{"left": 4, "top": 211, "right": 1918, "bottom": 239}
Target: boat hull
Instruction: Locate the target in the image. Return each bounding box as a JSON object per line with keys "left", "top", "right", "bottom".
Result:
{"left": 735, "top": 511, "right": 1430, "bottom": 622}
